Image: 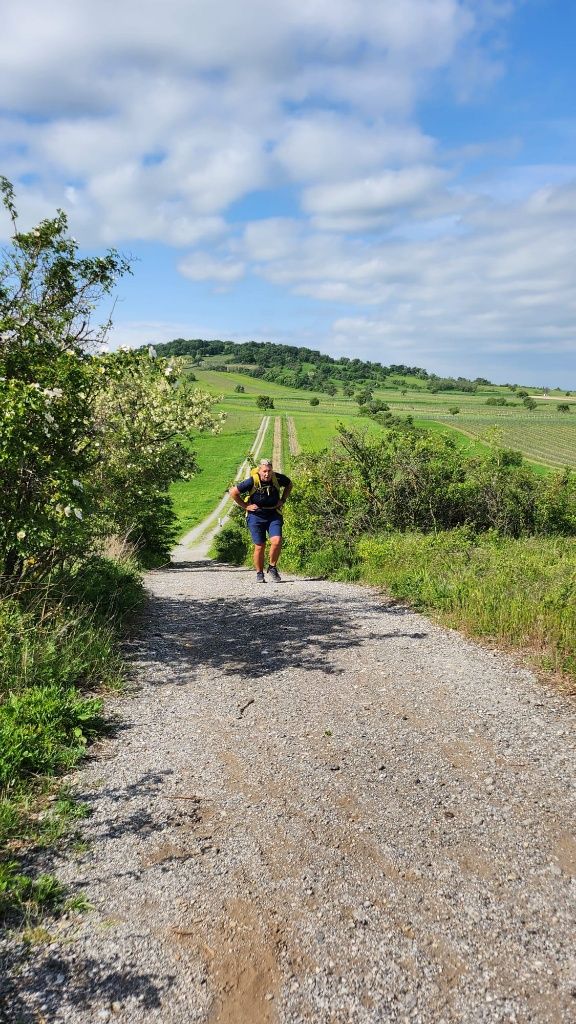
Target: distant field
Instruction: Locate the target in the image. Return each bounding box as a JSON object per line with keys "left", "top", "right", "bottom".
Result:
{"left": 170, "top": 409, "right": 263, "bottom": 536}
{"left": 173, "top": 370, "right": 576, "bottom": 533}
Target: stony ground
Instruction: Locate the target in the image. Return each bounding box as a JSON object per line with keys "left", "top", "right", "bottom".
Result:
{"left": 2, "top": 546, "right": 575, "bottom": 1024}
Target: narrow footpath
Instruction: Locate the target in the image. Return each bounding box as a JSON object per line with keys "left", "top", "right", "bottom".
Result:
{"left": 2, "top": 543, "right": 575, "bottom": 1022}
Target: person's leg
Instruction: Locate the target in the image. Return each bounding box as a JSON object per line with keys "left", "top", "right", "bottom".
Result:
{"left": 247, "top": 516, "right": 267, "bottom": 578}
{"left": 267, "top": 518, "right": 283, "bottom": 578}
{"left": 268, "top": 535, "right": 282, "bottom": 566}
{"left": 253, "top": 544, "right": 265, "bottom": 572}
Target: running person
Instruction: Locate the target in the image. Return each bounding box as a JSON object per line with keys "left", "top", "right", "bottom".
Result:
{"left": 229, "top": 459, "right": 292, "bottom": 582}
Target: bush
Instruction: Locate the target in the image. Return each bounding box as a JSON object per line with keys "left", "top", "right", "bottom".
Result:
{"left": 283, "top": 425, "right": 575, "bottom": 543}
{"left": 211, "top": 522, "right": 249, "bottom": 565}
{"left": 256, "top": 395, "right": 274, "bottom": 410}
{"left": 557, "top": 403, "right": 571, "bottom": 413}
{"left": 310, "top": 397, "right": 320, "bottom": 406}
{"left": 234, "top": 384, "right": 245, "bottom": 393}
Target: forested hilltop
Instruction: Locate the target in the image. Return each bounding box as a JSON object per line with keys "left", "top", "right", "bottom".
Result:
{"left": 152, "top": 338, "right": 486, "bottom": 394}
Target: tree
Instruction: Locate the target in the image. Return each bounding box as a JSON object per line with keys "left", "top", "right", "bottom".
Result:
{"left": 355, "top": 388, "right": 373, "bottom": 406}
{"left": 310, "top": 397, "right": 320, "bottom": 406}
{"left": 0, "top": 177, "right": 131, "bottom": 586}
{"left": 256, "top": 394, "right": 274, "bottom": 410}
{"left": 557, "top": 403, "right": 571, "bottom": 413}
{"left": 91, "top": 350, "right": 220, "bottom": 557}
{"left": 234, "top": 384, "right": 245, "bottom": 393}
{"left": 0, "top": 178, "right": 220, "bottom": 580}
{"left": 523, "top": 397, "right": 538, "bottom": 411}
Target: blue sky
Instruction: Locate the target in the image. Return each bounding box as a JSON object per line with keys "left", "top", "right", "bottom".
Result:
{"left": 1, "top": 0, "right": 575, "bottom": 386}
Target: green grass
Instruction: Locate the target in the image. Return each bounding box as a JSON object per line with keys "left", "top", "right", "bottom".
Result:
{"left": 171, "top": 411, "right": 262, "bottom": 536}
{"left": 358, "top": 530, "right": 576, "bottom": 684}
{"left": 199, "top": 367, "right": 576, "bottom": 470}
{"left": 0, "top": 557, "right": 144, "bottom": 923}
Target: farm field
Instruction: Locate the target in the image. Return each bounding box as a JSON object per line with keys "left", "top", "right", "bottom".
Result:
{"left": 204, "top": 366, "right": 576, "bottom": 470}
{"left": 172, "top": 367, "right": 576, "bottom": 536}
{"left": 170, "top": 409, "right": 264, "bottom": 535}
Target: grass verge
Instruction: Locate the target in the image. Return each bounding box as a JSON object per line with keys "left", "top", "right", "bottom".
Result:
{"left": 358, "top": 529, "right": 576, "bottom": 687}
{"left": 0, "top": 555, "right": 144, "bottom": 924}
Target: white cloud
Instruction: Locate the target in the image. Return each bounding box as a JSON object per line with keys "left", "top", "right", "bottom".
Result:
{"left": 237, "top": 174, "right": 576, "bottom": 368}
{"left": 302, "top": 167, "right": 448, "bottom": 230}
{"left": 0, "top": 0, "right": 502, "bottom": 243}
{"left": 178, "top": 253, "right": 245, "bottom": 283}
{"left": 275, "top": 113, "right": 434, "bottom": 183}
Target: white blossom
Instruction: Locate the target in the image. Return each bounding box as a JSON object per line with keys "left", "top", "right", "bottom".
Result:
{"left": 72, "top": 479, "right": 83, "bottom": 488}
{"left": 74, "top": 508, "right": 83, "bottom": 520}
{"left": 16, "top": 529, "right": 26, "bottom": 540}
{"left": 63, "top": 505, "right": 72, "bottom": 517}
{"left": 148, "top": 345, "right": 157, "bottom": 359}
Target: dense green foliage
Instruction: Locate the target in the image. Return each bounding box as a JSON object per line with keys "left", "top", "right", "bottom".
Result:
{"left": 0, "top": 180, "right": 219, "bottom": 919}
{"left": 282, "top": 425, "right": 576, "bottom": 577}
{"left": 210, "top": 517, "right": 249, "bottom": 565}
{"left": 152, "top": 336, "right": 491, "bottom": 395}
{"left": 0, "top": 178, "right": 220, "bottom": 586}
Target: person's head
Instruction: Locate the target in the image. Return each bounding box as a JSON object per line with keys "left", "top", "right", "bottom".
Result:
{"left": 258, "top": 459, "right": 273, "bottom": 481}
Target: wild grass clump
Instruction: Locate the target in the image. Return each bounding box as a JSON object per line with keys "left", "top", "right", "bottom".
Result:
{"left": 358, "top": 530, "right": 576, "bottom": 681}
{"left": 210, "top": 521, "right": 250, "bottom": 565}
{"left": 0, "top": 555, "right": 144, "bottom": 922}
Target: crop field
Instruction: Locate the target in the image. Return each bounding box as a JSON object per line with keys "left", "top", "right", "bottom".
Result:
{"left": 399, "top": 403, "right": 576, "bottom": 469}
{"left": 172, "top": 368, "right": 576, "bottom": 535}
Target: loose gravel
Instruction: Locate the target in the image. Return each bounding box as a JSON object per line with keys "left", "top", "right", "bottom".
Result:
{"left": 2, "top": 544, "right": 575, "bottom": 1023}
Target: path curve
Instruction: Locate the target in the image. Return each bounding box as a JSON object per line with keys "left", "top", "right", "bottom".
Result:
{"left": 2, "top": 542, "right": 575, "bottom": 1022}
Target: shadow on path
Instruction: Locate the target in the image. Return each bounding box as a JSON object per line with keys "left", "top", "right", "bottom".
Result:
{"left": 129, "top": 570, "right": 428, "bottom": 683}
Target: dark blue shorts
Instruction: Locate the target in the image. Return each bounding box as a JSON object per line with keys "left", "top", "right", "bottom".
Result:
{"left": 246, "top": 514, "right": 283, "bottom": 545}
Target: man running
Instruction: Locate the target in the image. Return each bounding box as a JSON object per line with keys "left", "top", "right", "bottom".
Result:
{"left": 229, "top": 459, "right": 292, "bottom": 582}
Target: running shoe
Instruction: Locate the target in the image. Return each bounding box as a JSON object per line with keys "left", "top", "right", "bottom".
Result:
{"left": 267, "top": 565, "right": 281, "bottom": 582}
{"left": 256, "top": 571, "right": 266, "bottom": 583}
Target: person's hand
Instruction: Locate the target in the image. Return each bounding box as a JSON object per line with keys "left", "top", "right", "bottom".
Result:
{"left": 245, "top": 502, "right": 259, "bottom": 511}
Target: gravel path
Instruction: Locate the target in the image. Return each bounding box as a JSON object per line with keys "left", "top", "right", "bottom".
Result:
{"left": 2, "top": 540, "right": 575, "bottom": 1023}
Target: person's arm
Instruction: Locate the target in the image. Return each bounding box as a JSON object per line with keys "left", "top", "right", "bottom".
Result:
{"left": 229, "top": 484, "right": 259, "bottom": 512}
{"left": 277, "top": 479, "right": 293, "bottom": 510}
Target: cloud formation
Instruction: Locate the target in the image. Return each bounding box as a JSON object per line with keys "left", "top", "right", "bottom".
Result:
{"left": 1, "top": 0, "right": 575, "bottom": 379}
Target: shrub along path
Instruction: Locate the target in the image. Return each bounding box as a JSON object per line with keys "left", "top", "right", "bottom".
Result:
{"left": 2, "top": 535, "right": 575, "bottom": 1023}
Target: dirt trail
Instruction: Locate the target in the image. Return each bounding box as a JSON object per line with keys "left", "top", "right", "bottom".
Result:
{"left": 2, "top": 517, "right": 575, "bottom": 1023}
{"left": 272, "top": 416, "right": 283, "bottom": 472}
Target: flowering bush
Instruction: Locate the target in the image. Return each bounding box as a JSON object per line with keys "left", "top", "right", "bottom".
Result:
{"left": 91, "top": 348, "right": 221, "bottom": 559}
{"left": 0, "top": 178, "right": 220, "bottom": 584}
{"left": 0, "top": 178, "right": 131, "bottom": 587}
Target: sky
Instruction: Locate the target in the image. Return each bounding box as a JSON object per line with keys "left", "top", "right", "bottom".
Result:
{"left": 1, "top": 0, "right": 575, "bottom": 386}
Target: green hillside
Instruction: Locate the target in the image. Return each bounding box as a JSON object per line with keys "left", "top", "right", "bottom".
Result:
{"left": 158, "top": 339, "right": 575, "bottom": 534}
